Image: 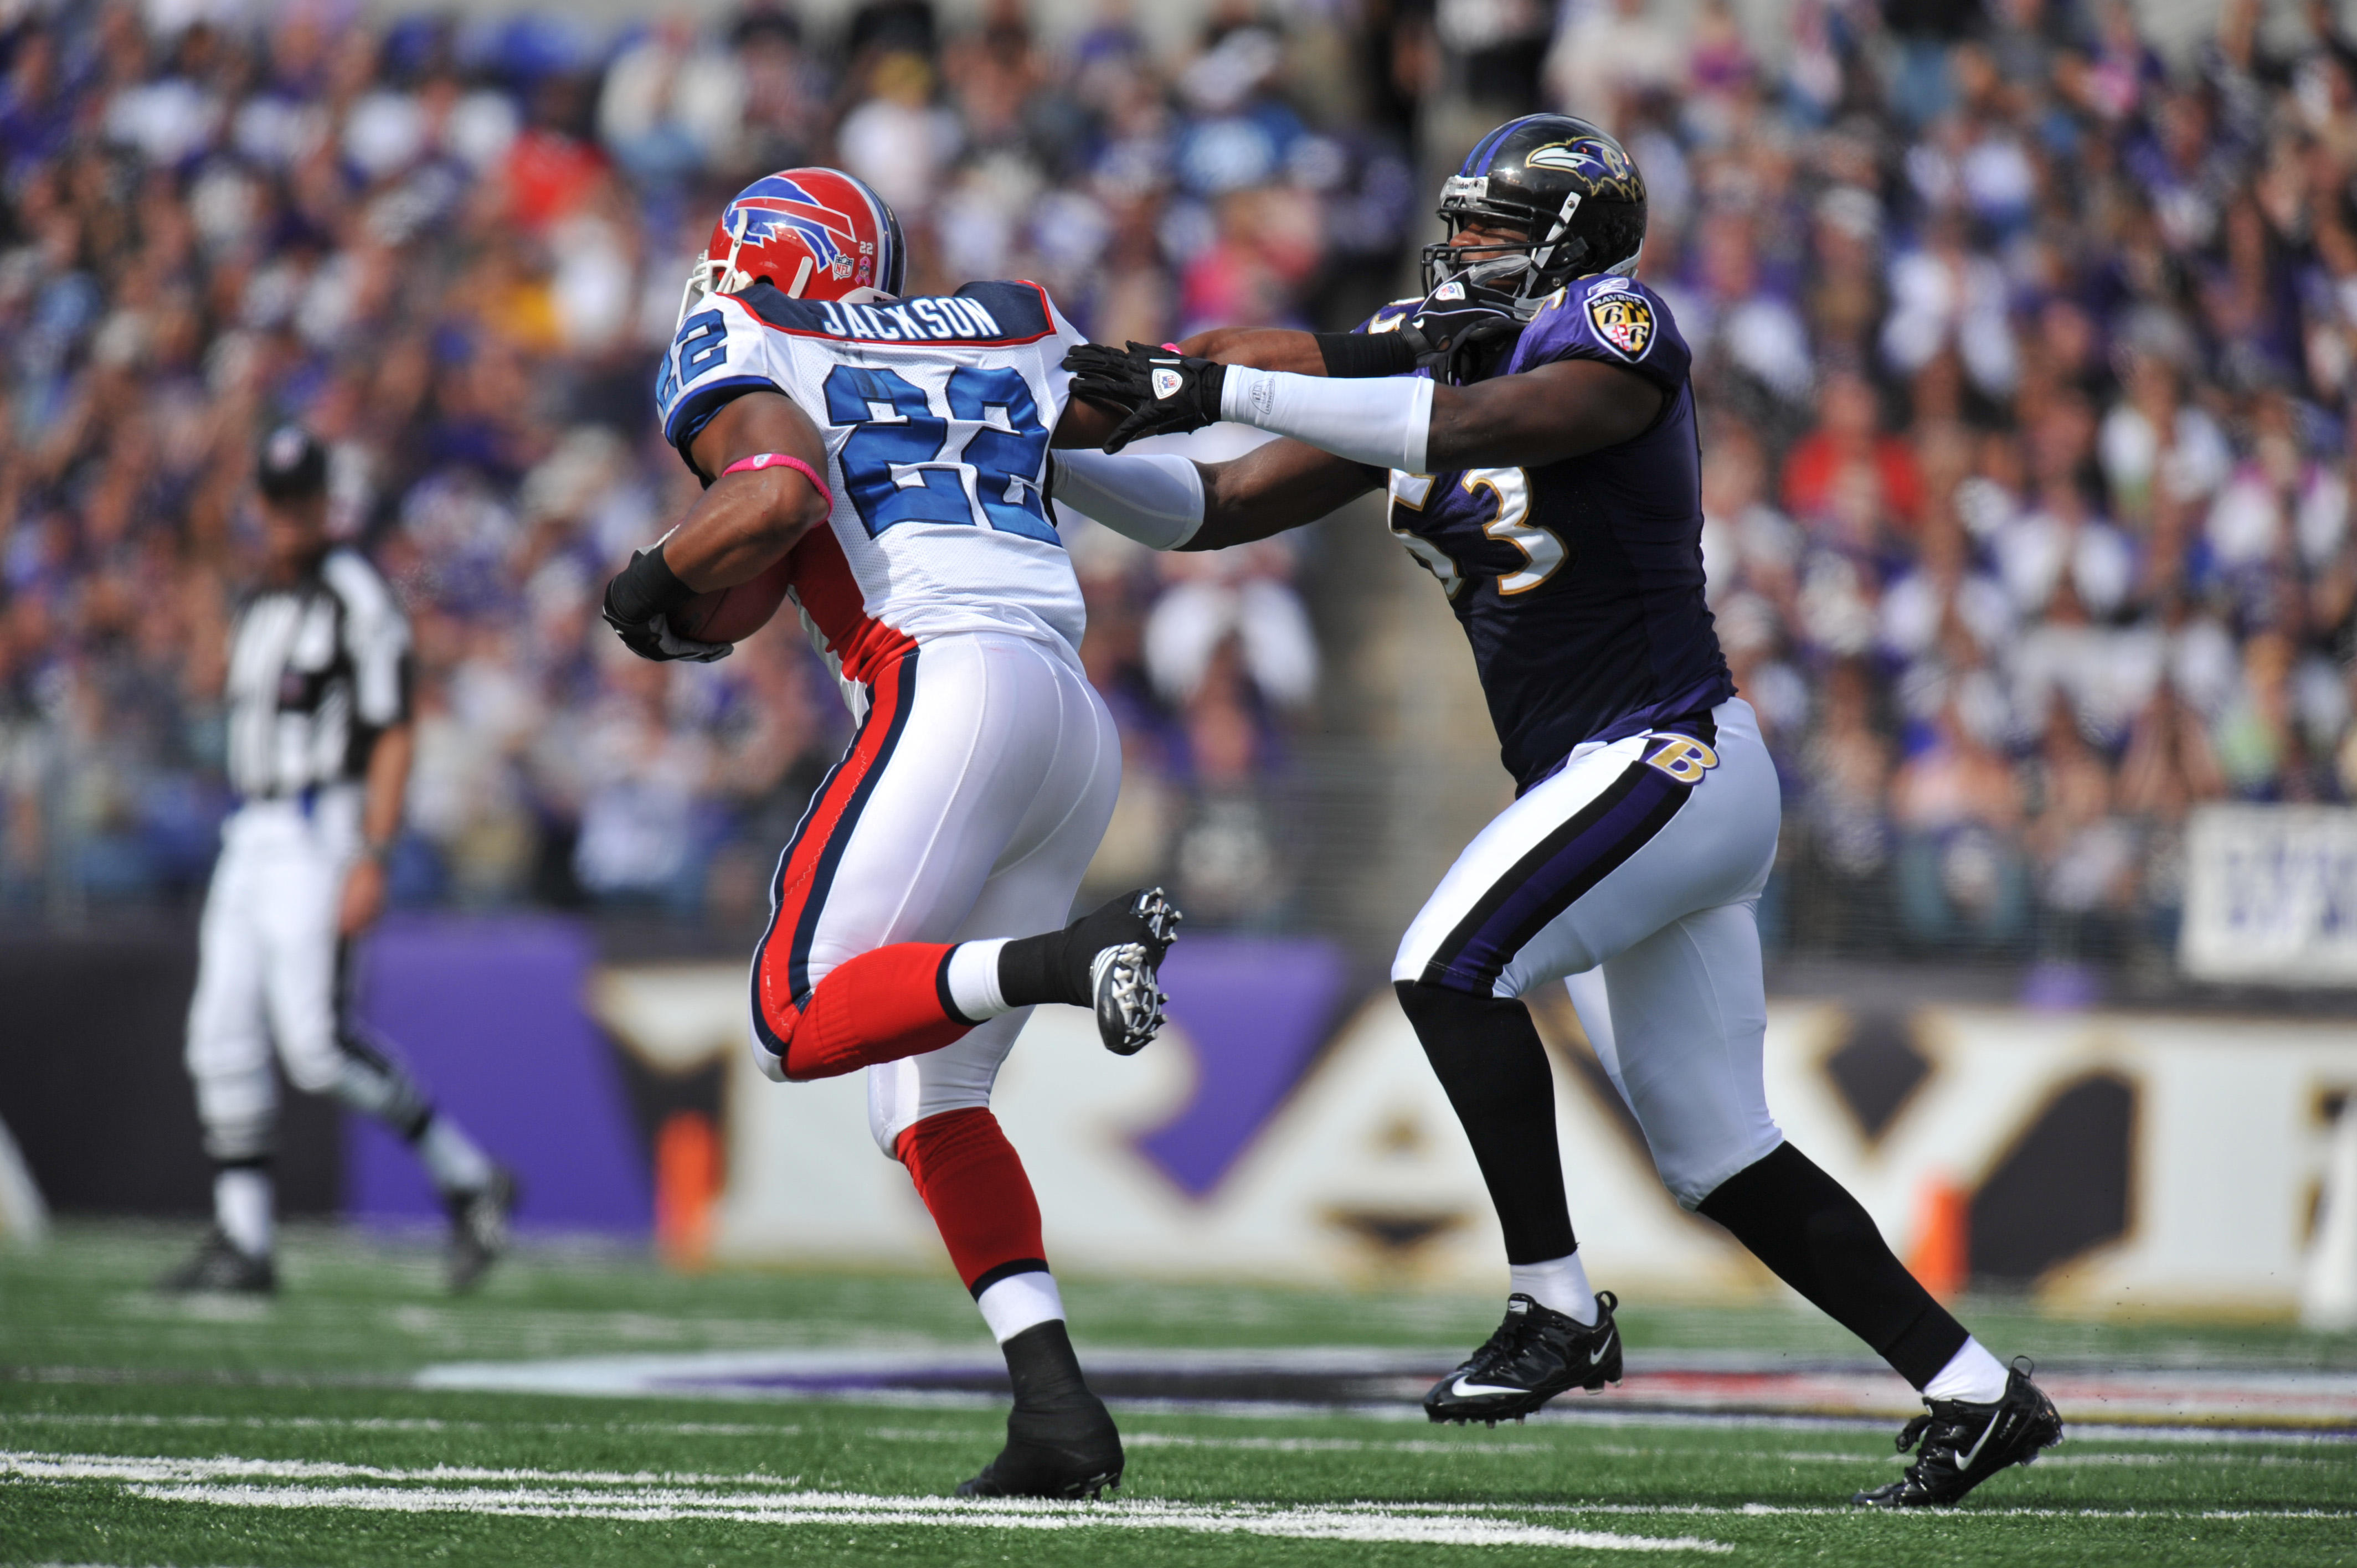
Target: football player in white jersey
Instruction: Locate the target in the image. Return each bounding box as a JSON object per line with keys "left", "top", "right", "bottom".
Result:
{"left": 598, "top": 168, "right": 1174, "bottom": 1500}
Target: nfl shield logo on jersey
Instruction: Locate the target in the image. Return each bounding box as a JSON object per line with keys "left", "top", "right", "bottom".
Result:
{"left": 1586, "top": 281, "right": 1655, "bottom": 362}
{"left": 1152, "top": 367, "right": 1186, "bottom": 400}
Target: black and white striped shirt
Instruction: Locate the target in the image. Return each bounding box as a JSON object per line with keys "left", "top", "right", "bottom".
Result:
{"left": 224, "top": 549, "right": 411, "bottom": 799}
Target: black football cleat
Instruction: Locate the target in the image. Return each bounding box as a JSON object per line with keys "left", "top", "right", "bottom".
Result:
{"left": 956, "top": 1395, "right": 1125, "bottom": 1500}
{"left": 155, "top": 1227, "right": 276, "bottom": 1295}
{"left": 446, "top": 1167, "right": 518, "bottom": 1294}
{"left": 1852, "top": 1360, "right": 2063, "bottom": 1508}
{"left": 1090, "top": 887, "right": 1181, "bottom": 1056}
{"left": 1424, "top": 1290, "right": 1622, "bottom": 1425}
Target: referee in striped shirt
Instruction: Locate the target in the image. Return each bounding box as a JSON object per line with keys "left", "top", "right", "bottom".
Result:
{"left": 162, "top": 427, "right": 516, "bottom": 1294}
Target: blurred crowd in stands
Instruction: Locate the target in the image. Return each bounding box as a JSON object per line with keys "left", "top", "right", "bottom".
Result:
{"left": 2, "top": 0, "right": 2354, "bottom": 971}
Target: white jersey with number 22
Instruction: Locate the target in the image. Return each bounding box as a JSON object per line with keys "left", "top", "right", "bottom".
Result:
{"left": 656, "top": 278, "right": 1090, "bottom": 700}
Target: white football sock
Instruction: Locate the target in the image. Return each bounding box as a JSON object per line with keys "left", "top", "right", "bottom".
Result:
{"left": 417, "top": 1116, "right": 495, "bottom": 1195}
{"left": 1922, "top": 1337, "right": 2011, "bottom": 1404}
{"left": 944, "top": 938, "right": 1013, "bottom": 1022}
{"left": 215, "top": 1167, "right": 274, "bottom": 1260}
{"left": 976, "top": 1270, "right": 1066, "bottom": 1343}
{"left": 1509, "top": 1251, "right": 1597, "bottom": 1325}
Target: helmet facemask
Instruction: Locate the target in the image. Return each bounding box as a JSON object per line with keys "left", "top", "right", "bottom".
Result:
{"left": 1419, "top": 193, "right": 1641, "bottom": 309}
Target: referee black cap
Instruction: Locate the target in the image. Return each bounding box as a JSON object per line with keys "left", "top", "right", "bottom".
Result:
{"left": 256, "top": 425, "right": 328, "bottom": 501}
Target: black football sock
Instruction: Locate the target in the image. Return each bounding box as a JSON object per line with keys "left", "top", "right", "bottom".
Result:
{"left": 997, "top": 891, "right": 1165, "bottom": 1010}
{"left": 1395, "top": 980, "right": 1577, "bottom": 1264}
{"left": 1697, "top": 1142, "right": 1969, "bottom": 1390}
{"left": 1001, "top": 1318, "right": 1099, "bottom": 1412}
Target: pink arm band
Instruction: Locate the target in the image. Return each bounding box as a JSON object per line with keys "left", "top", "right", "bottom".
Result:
{"left": 720, "top": 452, "right": 833, "bottom": 509}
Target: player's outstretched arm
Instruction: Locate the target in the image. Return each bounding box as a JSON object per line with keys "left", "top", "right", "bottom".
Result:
{"left": 1053, "top": 328, "right": 1327, "bottom": 453}
{"left": 1172, "top": 327, "right": 1328, "bottom": 374}
{"left": 1068, "top": 342, "right": 1662, "bottom": 471}
{"left": 1423, "top": 358, "right": 1663, "bottom": 469}
{"left": 602, "top": 391, "right": 831, "bottom": 662}
{"left": 1050, "top": 436, "right": 1376, "bottom": 554}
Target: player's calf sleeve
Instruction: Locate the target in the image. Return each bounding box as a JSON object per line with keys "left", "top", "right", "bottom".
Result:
{"left": 895, "top": 1108, "right": 1057, "bottom": 1336}
{"left": 214, "top": 1157, "right": 274, "bottom": 1260}
{"left": 1394, "top": 980, "right": 1578, "bottom": 1265}
{"left": 776, "top": 943, "right": 973, "bottom": 1080}
{"left": 1696, "top": 1142, "right": 1969, "bottom": 1390}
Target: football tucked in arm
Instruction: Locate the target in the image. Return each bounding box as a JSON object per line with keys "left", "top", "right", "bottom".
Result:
{"left": 667, "top": 553, "right": 796, "bottom": 646}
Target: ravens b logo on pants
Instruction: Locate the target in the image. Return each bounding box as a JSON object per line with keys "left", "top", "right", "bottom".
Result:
{"left": 1643, "top": 736, "right": 1718, "bottom": 783}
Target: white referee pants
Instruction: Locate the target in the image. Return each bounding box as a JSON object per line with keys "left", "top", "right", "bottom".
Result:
{"left": 1393, "top": 698, "right": 1785, "bottom": 1207}
{"left": 184, "top": 788, "right": 424, "bottom": 1162}
{"left": 743, "top": 631, "right": 1122, "bottom": 1155}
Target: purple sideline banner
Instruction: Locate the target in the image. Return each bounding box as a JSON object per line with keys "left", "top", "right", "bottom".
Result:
{"left": 1134, "top": 936, "right": 1354, "bottom": 1198}
{"left": 348, "top": 915, "right": 651, "bottom": 1234}
{"left": 343, "top": 920, "right": 1350, "bottom": 1231}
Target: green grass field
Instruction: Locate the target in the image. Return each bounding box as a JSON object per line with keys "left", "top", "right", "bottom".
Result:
{"left": 4, "top": 1223, "right": 2354, "bottom": 1567}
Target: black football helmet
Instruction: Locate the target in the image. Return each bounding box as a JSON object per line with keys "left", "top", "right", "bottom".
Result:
{"left": 1419, "top": 114, "right": 1648, "bottom": 309}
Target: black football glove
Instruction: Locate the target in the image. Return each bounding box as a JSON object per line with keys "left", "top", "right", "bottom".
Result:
{"left": 1400, "top": 285, "right": 1527, "bottom": 386}
{"left": 1063, "top": 342, "right": 1228, "bottom": 452}
{"left": 601, "top": 548, "right": 733, "bottom": 663}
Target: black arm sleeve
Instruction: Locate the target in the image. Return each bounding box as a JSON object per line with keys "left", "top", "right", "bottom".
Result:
{"left": 1315, "top": 331, "right": 1421, "bottom": 379}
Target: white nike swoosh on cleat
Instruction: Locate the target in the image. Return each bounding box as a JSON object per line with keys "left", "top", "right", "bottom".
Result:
{"left": 1449, "top": 1378, "right": 1529, "bottom": 1399}
{"left": 1954, "top": 1409, "right": 2005, "bottom": 1472}
{"left": 1588, "top": 1331, "right": 1615, "bottom": 1365}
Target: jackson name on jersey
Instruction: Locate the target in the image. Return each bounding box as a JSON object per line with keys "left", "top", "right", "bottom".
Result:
{"left": 655, "top": 278, "right": 1090, "bottom": 705}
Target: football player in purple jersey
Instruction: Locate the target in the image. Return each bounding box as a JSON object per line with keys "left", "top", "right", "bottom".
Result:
{"left": 1054, "top": 114, "right": 2061, "bottom": 1509}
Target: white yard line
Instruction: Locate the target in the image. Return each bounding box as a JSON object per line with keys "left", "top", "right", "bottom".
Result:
{"left": 118, "top": 1484, "right": 1729, "bottom": 1550}
{"left": 0, "top": 1412, "right": 805, "bottom": 1438}
{"left": 0, "top": 1452, "right": 801, "bottom": 1488}
{"left": 0, "top": 1447, "right": 1724, "bottom": 1552}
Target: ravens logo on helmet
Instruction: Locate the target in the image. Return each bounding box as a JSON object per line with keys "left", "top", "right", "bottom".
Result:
{"left": 1422, "top": 114, "right": 1649, "bottom": 308}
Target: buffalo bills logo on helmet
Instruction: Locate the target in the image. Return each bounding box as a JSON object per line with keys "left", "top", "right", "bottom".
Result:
{"left": 728, "top": 175, "right": 859, "bottom": 281}
{"left": 691, "top": 167, "right": 904, "bottom": 311}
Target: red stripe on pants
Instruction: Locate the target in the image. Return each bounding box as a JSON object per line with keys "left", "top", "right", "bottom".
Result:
{"left": 895, "top": 1108, "right": 1047, "bottom": 1291}
{"left": 753, "top": 651, "right": 915, "bottom": 1049}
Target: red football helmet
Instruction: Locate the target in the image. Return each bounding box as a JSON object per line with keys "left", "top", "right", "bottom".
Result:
{"left": 681, "top": 167, "right": 905, "bottom": 324}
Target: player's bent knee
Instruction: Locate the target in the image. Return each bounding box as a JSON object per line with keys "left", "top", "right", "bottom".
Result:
{"left": 1671, "top": 1131, "right": 1788, "bottom": 1212}
{"left": 275, "top": 1036, "right": 348, "bottom": 1097}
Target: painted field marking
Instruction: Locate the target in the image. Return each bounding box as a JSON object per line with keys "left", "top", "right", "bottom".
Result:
{"left": 0, "top": 1412, "right": 806, "bottom": 1438}
{"left": 2, "top": 1450, "right": 1725, "bottom": 1554}
{"left": 863, "top": 1426, "right": 1550, "bottom": 1455}
{"left": 1, "top": 1452, "right": 801, "bottom": 1488}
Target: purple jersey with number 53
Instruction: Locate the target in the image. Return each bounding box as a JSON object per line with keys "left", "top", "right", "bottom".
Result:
{"left": 1373, "top": 275, "right": 1732, "bottom": 791}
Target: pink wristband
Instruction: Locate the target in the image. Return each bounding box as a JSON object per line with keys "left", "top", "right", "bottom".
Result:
{"left": 721, "top": 452, "right": 833, "bottom": 508}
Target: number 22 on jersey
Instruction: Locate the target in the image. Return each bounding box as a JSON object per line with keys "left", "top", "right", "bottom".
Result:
{"left": 823, "top": 364, "right": 1058, "bottom": 546}
{"left": 1388, "top": 467, "right": 1567, "bottom": 596}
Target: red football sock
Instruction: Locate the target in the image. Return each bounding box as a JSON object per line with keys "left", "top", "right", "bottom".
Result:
{"left": 894, "top": 1107, "right": 1048, "bottom": 1291}
{"left": 776, "top": 943, "right": 972, "bottom": 1080}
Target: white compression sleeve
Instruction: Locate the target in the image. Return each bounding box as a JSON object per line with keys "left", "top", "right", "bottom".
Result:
{"left": 1219, "top": 365, "right": 1433, "bottom": 473}
{"left": 1048, "top": 450, "right": 1204, "bottom": 549}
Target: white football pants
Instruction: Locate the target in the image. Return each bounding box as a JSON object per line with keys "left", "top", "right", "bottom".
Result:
{"left": 744, "top": 631, "right": 1121, "bottom": 1154}
{"left": 1393, "top": 697, "right": 1785, "bottom": 1207}
{"left": 184, "top": 787, "right": 427, "bottom": 1162}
